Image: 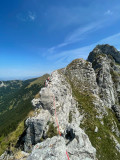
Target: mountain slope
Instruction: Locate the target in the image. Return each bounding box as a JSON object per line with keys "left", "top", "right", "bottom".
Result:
{"left": 0, "top": 74, "right": 49, "bottom": 155}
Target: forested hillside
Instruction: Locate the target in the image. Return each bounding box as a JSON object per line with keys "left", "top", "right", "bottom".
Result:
{"left": 0, "top": 74, "right": 49, "bottom": 155}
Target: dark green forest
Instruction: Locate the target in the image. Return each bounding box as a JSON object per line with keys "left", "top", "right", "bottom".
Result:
{"left": 0, "top": 74, "right": 49, "bottom": 138}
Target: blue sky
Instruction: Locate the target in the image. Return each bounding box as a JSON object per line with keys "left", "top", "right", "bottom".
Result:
{"left": 0, "top": 0, "right": 120, "bottom": 80}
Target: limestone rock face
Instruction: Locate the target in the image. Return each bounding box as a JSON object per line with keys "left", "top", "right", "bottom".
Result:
{"left": 25, "top": 70, "right": 96, "bottom": 159}
{"left": 27, "top": 126, "right": 96, "bottom": 160}
{"left": 88, "top": 45, "right": 120, "bottom": 109}
{"left": 88, "top": 44, "right": 120, "bottom": 64}
{"left": 92, "top": 54, "right": 116, "bottom": 108}
{"left": 65, "top": 58, "right": 98, "bottom": 95}
{"left": 27, "top": 136, "right": 68, "bottom": 160}
{"left": 0, "top": 151, "right": 14, "bottom": 160}
{"left": 64, "top": 58, "right": 105, "bottom": 114}
{"left": 24, "top": 109, "right": 51, "bottom": 152}
{"left": 31, "top": 98, "right": 41, "bottom": 108}
{"left": 66, "top": 124, "right": 96, "bottom": 160}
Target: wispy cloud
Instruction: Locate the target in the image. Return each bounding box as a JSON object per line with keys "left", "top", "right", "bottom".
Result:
{"left": 47, "top": 44, "right": 94, "bottom": 65}
{"left": 45, "top": 3, "right": 120, "bottom": 31}
{"left": 45, "top": 3, "right": 120, "bottom": 56}
{"left": 47, "top": 22, "right": 103, "bottom": 53}
{"left": 104, "top": 10, "right": 113, "bottom": 15}
{"left": 65, "top": 22, "right": 102, "bottom": 43}
{"left": 45, "top": 6, "right": 85, "bottom": 29}
{"left": 28, "top": 11, "right": 36, "bottom": 21}
{"left": 45, "top": 32, "right": 120, "bottom": 67}
{"left": 17, "top": 11, "right": 36, "bottom": 22}
{"left": 47, "top": 7, "right": 120, "bottom": 55}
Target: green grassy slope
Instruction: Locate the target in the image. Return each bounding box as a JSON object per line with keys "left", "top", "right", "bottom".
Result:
{"left": 70, "top": 81, "right": 120, "bottom": 160}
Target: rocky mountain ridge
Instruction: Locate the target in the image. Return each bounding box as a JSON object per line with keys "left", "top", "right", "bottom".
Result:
{"left": 25, "top": 70, "right": 96, "bottom": 160}
{"left": 1, "top": 44, "right": 120, "bottom": 160}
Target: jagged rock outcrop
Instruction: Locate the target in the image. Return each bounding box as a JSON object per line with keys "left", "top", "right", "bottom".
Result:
{"left": 24, "top": 109, "right": 51, "bottom": 152}
{"left": 64, "top": 58, "right": 106, "bottom": 115}
{"left": 88, "top": 44, "right": 120, "bottom": 64}
{"left": 31, "top": 98, "right": 41, "bottom": 108}
{"left": 28, "top": 127, "right": 96, "bottom": 160}
{"left": 88, "top": 44, "right": 120, "bottom": 109}
{"left": 25, "top": 70, "right": 96, "bottom": 159}
{"left": 65, "top": 58, "right": 98, "bottom": 95}
{"left": 92, "top": 54, "right": 116, "bottom": 108}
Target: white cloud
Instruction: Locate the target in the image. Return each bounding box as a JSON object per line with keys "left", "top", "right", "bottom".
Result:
{"left": 45, "top": 32, "right": 120, "bottom": 67}
{"left": 47, "top": 22, "right": 103, "bottom": 53}
{"left": 45, "top": 6, "right": 86, "bottom": 29}
{"left": 45, "top": 4, "right": 120, "bottom": 55}
{"left": 48, "top": 42, "right": 69, "bottom": 53}
{"left": 17, "top": 11, "right": 36, "bottom": 22}
{"left": 104, "top": 10, "right": 113, "bottom": 15}
{"left": 45, "top": 3, "right": 120, "bottom": 31}
{"left": 47, "top": 9, "right": 120, "bottom": 55}
{"left": 65, "top": 22, "right": 102, "bottom": 43}
{"left": 28, "top": 12, "right": 36, "bottom": 21}
{"left": 47, "top": 44, "right": 94, "bottom": 65}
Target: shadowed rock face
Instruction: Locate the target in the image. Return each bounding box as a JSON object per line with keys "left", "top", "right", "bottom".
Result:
{"left": 112, "top": 105, "right": 120, "bottom": 122}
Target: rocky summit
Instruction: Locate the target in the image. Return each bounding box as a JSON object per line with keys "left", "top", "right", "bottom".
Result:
{"left": 1, "top": 44, "right": 120, "bottom": 160}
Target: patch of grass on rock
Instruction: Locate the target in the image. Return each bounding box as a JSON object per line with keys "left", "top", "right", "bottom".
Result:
{"left": 46, "top": 122, "right": 58, "bottom": 138}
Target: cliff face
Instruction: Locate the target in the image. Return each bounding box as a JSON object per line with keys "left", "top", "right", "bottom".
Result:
{"left": 1, "top": 44, "right": 120, "bottom": 160}
{"left": 88, "top": 45, "right": 120, "bottom": 108}
{"left": 88, "top": 45, "right": 120, "bottom": 118}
